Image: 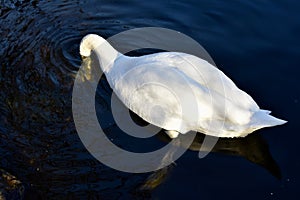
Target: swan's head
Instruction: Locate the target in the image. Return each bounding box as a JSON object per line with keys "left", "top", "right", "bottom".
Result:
{"left": 79, "top": 34, "right": 105, "bottom": 57}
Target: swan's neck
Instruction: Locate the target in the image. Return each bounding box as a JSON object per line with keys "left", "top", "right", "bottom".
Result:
{"left": 95, "top": 39, "right": 121, "bottom": 73}
{"left": 80, "top": 34, "right": 121, "bottom": 73}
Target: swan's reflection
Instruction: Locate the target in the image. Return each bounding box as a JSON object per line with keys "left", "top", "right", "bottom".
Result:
{"left": 136, "top": 130, "right": 281, "bottom": 192}
{"left": 167, "top": 131, "right": 279, "bottom": 173}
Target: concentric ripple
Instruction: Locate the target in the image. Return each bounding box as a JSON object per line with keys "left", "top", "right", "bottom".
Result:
{"left": 43, "top": 30, "right": 82, "bottom": 73}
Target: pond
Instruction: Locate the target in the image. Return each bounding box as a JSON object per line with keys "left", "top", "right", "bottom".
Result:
{"left": 0, "top": 0, "right": 299, "bottom": 199}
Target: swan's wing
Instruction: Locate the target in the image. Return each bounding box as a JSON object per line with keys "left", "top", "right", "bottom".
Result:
{"left": 141, "top": 52, "right": 259, "bottom": 112}
{"left": 110, "top": 62, "right": 212, "bottom": 133}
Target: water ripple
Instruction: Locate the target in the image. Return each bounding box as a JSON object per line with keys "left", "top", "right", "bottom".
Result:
{"left": 0, "top": 1, "right": 155, "bottom": 198}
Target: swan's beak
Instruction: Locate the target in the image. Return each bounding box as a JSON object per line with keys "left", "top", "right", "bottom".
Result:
{"left": 81, "top": 55, "right": 88, "bottom": 60}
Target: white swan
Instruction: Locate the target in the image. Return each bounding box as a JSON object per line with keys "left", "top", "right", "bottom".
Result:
{"left": 79, "top": 34, "right": 287, "bottom": 138}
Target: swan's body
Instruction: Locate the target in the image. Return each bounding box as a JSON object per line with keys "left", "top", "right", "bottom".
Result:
{"left": 79, "top": 34, "right": 286, "bottom": 138}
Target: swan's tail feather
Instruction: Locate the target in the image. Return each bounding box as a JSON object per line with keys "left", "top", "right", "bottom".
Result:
{"left": 260, "top": 109, "right": 272, "bottom": 114}
{"left": 250, "top": 110, "right": 287, "bottom": 130}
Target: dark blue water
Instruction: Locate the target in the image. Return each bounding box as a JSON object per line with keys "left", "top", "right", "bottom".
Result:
{"left": 0, "top": 0, "right": 299, "bottom": 199}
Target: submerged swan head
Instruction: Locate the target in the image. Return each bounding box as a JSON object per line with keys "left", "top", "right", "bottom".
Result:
{"left": 80, "top": 34, "right": 106, "bottom": 57}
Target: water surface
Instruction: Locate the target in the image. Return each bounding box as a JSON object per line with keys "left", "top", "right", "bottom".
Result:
{"left": 0, "top": 0, "right": 299, "bottom": 199}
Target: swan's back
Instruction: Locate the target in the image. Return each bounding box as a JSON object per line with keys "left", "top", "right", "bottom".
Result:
{"left": 105, "top": 52, "right": 286, "bottom": 137}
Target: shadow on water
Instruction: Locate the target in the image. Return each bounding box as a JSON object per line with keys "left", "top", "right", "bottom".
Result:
{"left": 191, "top": 133, "right": 281, "bottom": 179}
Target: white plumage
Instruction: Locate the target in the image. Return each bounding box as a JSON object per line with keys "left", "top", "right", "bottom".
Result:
{"left": 79, "top": 34, "right": 287, "bottom": 138}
